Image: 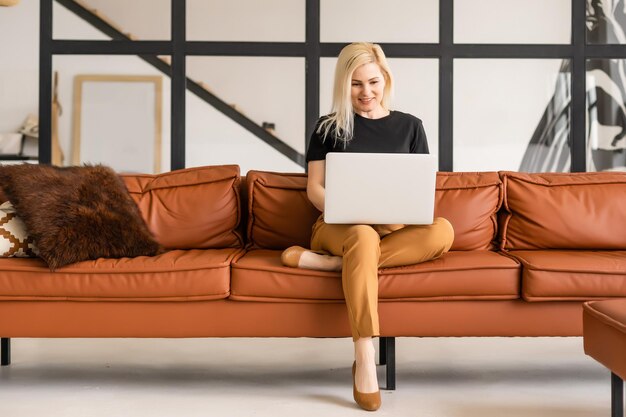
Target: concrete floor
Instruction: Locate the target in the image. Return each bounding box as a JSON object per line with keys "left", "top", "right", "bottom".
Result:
{"left": 0, "top": 336, "right": 613, "bottom": 416}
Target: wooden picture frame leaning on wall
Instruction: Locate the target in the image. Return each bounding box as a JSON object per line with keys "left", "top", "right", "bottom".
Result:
{"left": 72, "top": 74, "right": 162, "bottom": 174}
{"left": 52, "top": 71, "right": 64, "bottom": 166}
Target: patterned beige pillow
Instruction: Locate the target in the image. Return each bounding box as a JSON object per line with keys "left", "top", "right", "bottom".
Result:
{"left": 0, "top": 201, "right": 38, "bottom": 257}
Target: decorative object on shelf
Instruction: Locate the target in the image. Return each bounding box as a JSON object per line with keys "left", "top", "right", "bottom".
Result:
{"left": 17, "top": 114, "right": 38, "bottom": 158}
{"left": 262, "top": 122, "right": 276, "bottom": 134}
{"left": 72, "top": 74, "right": 162, "bottom": 174}
{"left": 18, "top": 114, "right": 37, "bottom": 139}
{"left": 1, "top": 71, "right": 63, "bottom": 162}
{"left": 0, "top": 0, "right": 20, "bottom": 6}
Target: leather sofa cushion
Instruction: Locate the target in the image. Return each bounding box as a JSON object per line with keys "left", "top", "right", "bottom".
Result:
{"left": 501, "top": 171, "right": 626, "bottom": 250}
{"left": 509, "top": 250, "right": 626, "bottom": 301}
{"left": 246, "top": 170, "right": 502, "bottom": 251}
{"left": 230, "top": 250, "right": 520, "bottom": 302}
{"left": 435, "top": 172, "right": 502, "bottom": 250}
{"left": 122, "top": 165, "right": 243, "bottom": 249}
{"left": 0, "top": 248, "right": 242, "bottom": 301}
{"left": 245, "top": 171, "right": 320, "bottom": 250}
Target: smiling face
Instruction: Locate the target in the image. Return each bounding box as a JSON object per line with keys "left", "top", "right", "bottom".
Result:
{"left": 350, "top": 62, "right": 387, "bottom": 118}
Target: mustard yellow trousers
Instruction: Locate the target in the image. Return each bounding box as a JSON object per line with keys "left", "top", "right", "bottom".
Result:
{"left": 310, "top": 216, "right": 455, "bottom": 341}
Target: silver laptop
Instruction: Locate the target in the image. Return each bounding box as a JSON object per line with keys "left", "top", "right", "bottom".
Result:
{"left": 324, "top": 153, "right": 437, "bottom": 225}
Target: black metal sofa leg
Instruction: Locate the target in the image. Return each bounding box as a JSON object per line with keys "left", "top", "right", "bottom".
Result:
{"left": 379, "top": 336, "right": 387, "bottom": 365}
{"left": 1, "top": 338, "right": 10, "bottom": 366}
{"left": 379, "top": 337, "right": 395, "bottom": 390}
{"left": 612, "top": 372, "right": 624, "bottom": 417}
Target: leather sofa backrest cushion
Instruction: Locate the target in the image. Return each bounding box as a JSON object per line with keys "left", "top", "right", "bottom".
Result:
{"left": 246, "top": 171, "right": 321, "bottom": 249}
{"left": 435, "top": 172, "right": 502, "bottom": 250}
{"left": 122, "top": 165, "right": 243, "bottom": 249}
{"left": 501, "top": 171, "right": 626, "bottom": 250}
{"left": 247, "top": 170, "right": 502, "bottom": 251}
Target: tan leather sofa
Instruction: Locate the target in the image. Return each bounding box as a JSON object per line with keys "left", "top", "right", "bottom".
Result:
{"left": 1, "top": 165, "right": 625, "bottom": 389}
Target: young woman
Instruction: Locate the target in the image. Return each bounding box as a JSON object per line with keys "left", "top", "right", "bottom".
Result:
{"left": 282, "top": 42, "right": 454, "bottom": 411}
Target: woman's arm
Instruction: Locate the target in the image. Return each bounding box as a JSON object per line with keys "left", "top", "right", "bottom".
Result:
{"left": 307, "top": 160, "right": 325, "bottom": 212}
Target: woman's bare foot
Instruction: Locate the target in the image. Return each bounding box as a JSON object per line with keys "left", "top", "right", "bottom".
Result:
{"left": 281, "top": 246, "right": 342, "bottom": 271}
{"left": 299, "top": 250, "right": 342, "bottom": 271}
{"left": 354, "top": 337, "right": 379, "bottom": 393}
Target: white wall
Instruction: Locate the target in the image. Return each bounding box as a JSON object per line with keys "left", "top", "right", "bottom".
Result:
{"left": 455, "top": 0, "right": 571, "bottom": 44}
{"left": 0, "top": 0, "right": 573, "bottom": 173}
{"left": 454, "top": 59, "right": 563, "bottom": 171}
{"left": 0, "top": 0, "right": 39, "bottom": 133}
{"left": 321, "top": 0, "right": 438, "bottom": 43}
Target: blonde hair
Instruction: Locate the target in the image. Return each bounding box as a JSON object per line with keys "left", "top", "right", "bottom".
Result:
{"left": 318, "top": 42, "right": 394, "bottom": 145}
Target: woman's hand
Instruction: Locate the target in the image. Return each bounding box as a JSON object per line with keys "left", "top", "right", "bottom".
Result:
{"left": 307, "top": 160, "right": 326, "bottom": 212}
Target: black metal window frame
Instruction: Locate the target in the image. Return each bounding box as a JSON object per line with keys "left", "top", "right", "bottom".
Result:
{"left": 39, "top": 0, "right": 626, "bottom": 172}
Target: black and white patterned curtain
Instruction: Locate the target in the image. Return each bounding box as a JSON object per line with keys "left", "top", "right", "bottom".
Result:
{"left": 520, "top": 0, "right": 626, "bottom": 172}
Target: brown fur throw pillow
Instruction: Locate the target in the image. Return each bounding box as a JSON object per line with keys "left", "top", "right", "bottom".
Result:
{"left": 0, "top": 164, "right": 161, "bottom": 270}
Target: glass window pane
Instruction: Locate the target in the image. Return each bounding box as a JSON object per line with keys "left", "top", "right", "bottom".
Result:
{"left": 54, "top": 0, "right": 170, "bottom": 40}
{"left": 455, "top": 0, "right": 571, "bottom": 44}
{"left": 587, "top": 59, "right": 626, "bottom": 171}
{"left": 454, "top": 59, "right": 569, "bottom": 172}
{"left": 320, "top": 58, "right": 438, "bottom": 158}
{"left": 587, "top": 1, "right": 626, "bottom": 44}
{"left": 187, "top": 0, "right": 304, "bottom": 42}
{"left": 321, "top": 0, "right": 438, "bottom": 43}
{"left": 186, "top": 57, "right": 304, "bottom": 173}
{"left": 53, "top": 55, "right": 171, "bottom": 172}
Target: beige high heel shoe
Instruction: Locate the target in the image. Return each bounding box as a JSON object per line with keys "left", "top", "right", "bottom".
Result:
{"left": 352, "top": 361, "right": 381, "bottom": 411}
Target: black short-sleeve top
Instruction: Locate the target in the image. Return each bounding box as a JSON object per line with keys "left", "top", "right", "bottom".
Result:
{"left": 305, "top": 110, "right": 429, "bottom": 162}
